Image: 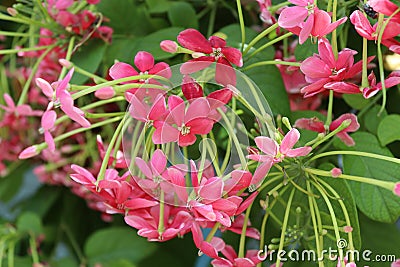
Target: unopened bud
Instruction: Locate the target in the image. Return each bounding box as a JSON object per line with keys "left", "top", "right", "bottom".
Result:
{"left": 192, "top": 52, "right": 206, "bottom": 59}
{"left": 7, "top": 7, "right": 18, "bottom": 16}
{"left": 59, "top": 59, "right": 72, "bottom": 68}
{"left": 95, "top": 86, "right": 115, "bottom": 99}
{"left": 343, "top": 226, "right": 353, "bottom": 233}
{"left": 19, "top": 145, "right": 39, "bottom": 159}
{"left": 160, "top": 40, "right": 178, "bottom": 53}
{"left": 331, "top": 167, "right": 342, "bottom": 178}
{"left": 282, "top": 117, "right": 292, "bottom": 130}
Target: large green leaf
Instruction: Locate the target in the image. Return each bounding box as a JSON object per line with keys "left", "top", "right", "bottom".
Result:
{"left": 97, "top": 1, "right": 154, "bottom": 35}
{"left": 70, "top": 39, "right": 107, "bottom": 84}
{"left": 357, "top": 212, "right": 400, "bottom": 266}
{"left": 84, "top": 227, "right": 156, "bottom": 266}
{"left": 167, "top": 2, "right": 198, "bottom": 29}
{"left": 16, "top": 211, "right": 43, "bottom": 235}
{"left": 342, "top": 94, "right": 370, "bottom": 110}
{"left": 334, "top": 132, "right": 400, "bottom": 223}
{"left": 361, "top": 105, "right": 387, "bottom": 135}
{"left": 377, "top": 114, "right": 400, "bottom": 146}
{"left": 294, "top": 38, "right": 318, "bottom": 61}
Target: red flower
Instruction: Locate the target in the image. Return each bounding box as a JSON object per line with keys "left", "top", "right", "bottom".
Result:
{"left": 177, "top": 29, "right": 242, "bottom": 86}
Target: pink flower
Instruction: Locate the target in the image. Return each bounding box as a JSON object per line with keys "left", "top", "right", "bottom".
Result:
{"left": 152, "top": 96, "right": 214, "bottom": 146}
{"left": 41, "top": 110, "right": 57, "bottom": 152}
{"left": 129, "top": 93, "right": 166, "bottom": 126}
{"left": 248, "top": 128, "right": 312, "bottom": 188}
{"left": 300, "top": 38, "right": 374, "bottom": 97}
{"left": 109, "top": 51, "right": 171, "bottom": 101}
{"left": 96, "top": 136, "right": 127, "bottom": 169}
{"left": 0, "top": 93, "right": 43, "bottom": 117}
{"left": 135, "top": 149, "right": 168, "bottom": 190}
{"left": 394, "top": 182, "right": 400, "bottom": 197}
{"left": 177, "top": 29, "right": 242, "bottom": 85}
{"left": 368, "top": 0, "right": 400, "bottom": 23}
{"left": 329, "top": 114, "right": 360, "bottom": 146}
{"left": 392, "top": 259, "right": 400, "bottom": 266}
{"left": 125, "top": 205, "right": 193, "bottom": 241}
{"left": 295, "top": 113, "right": 360, "bottom": 146}
{"left": 35, "top": 68, "right": 91, "bottom": 127}
{"left": 257, "top": 0, "right": 276, "bottom": 25}
{"left": 350, "top": 10, "right": 400, "bottom": 51}
{"left": 362, "top": 71, "right": 400, "bottom": 98}
{"left": 278, "top": 1, "right": 346, "bottom": 44}
{"left": 192, "top": 222, "right": 225, "bottom": 258}
{"left": 211, "top": 245, "right": 261, "bottom": 267}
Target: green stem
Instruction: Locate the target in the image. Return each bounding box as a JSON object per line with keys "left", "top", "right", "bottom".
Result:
{"left": 360, "top": 37, "right": 369, "bottom": 90}
{"left": 61, "top": 224, "right": 86, "bottom": 265}
{"left": 205, "top": 222, "right": 221, "bottom": 243}
{"left": 377, "top": 8, "right": 400, "bottom": 115}
{"left": 207, "top": 1, "right": 217, "bottom": 37}
{"left": 59, "top": 36, "right": 75, "bottom": 79}
{"left": 306, "top": 180, "right": 324, "bottom": 267}
{"left": 158, "top": 191, "right": 165, "bottom": 237}
{"left": 7, "top": 241, "right": 14, "bottom": 267}
{"left": 331, "top": 0, "right": 338, "bottom": 58}
{"left": 218, "top": 109, "right": 247, "bottom": 168}
{"left": 29, "top": 234, "right": 39, "bottom": 264}
{"left": 247, "top": 32, "right": 293, "bottom": 60}
{"left": 317, "top": 179, "right": 355, "bottom": 254}
{"left": 0, "top": 30, "right": 43, "bottom": 37}
{"left": 305, "top": 168, "right": 396, "bottom": 191}
{"left": 307, "top": 150, "right": 400, "bottom": 165}
{"left": 0, "top": 45, "right": 53, "bottom": 55}
{"left": 236, "top": 0, "right": 246, "bottom": 52}
{"left": 17, "top": 44, "right": 57, "bottom": 105}
{"left": 310, "top": 179, "right": 344, "bottom": 265}
{"left": 97, "top": 117, "right": 126, "bottom": 181}
{"left": 310, "top": 119, "right": 351, "bottom": 149}
{"left": 242, "top": 60, "right": 300, "bottom": 71}
{"left": 243, "top": 23, "right": 279, "bottom": 56}
{"left": 238, "top": 196, "right": 255, "bottom": 258}
{"left": 275, "top": 188, "right": 295, "bottom": 266}
{"left": 72, "top": 74, "right": 170, "bottom": 99}
{"left": 325, "top": 90, "right": 334, "bottom": 126}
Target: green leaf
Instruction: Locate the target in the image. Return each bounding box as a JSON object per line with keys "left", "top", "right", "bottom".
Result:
{"left": 168, "top": 2, "right": 198, "bottom": 29}
{"left": 146, "top": 0, "right": 171, "bottom": 14}
{"left": 357, "top": 212, "right": 400, "bottom": 267}
{"left": 362, "top": 105, "right": 387, "bottom": 135}
{"left": 342, "top": 94, "right": 370, "bottom": 110}
{"left": 0, "top": 162, "right": 28, "bottom": 202}
{"left": 70, "top": 40, "right": 107, "bottom": 84}
{"left": 97, "top": 1, "right": 154, "bottom": 35}
{"left": 84, "top": 227, "right": 156, "bottom": 265}
{"left": 294, "top": 38, "right": 318, "bottom": 61}
{"left": 377, "top": 114, "right": 400, "bottom": 146}
{"left": 16, "top": 212, "right": 43, "bottom": 235}
{"left": 334, "top": 132, "right": 400, "bottom": 223}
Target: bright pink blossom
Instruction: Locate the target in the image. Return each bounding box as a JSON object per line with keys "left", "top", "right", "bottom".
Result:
{"left": 362, "top": 71, "right": 400, "bottom": 98}
{"left": 211, "top": 245, "right": 261, "bottom": 267}
{"left": 129, "top": 93, "right": 166, "bottom": 125}
{"left": 350, "top": 10, "right": 400, "bottom": 52}
{"left": 257, "top": 0, "right": 276, "bottom": 25}
{"left": 41, "top": 110, "right": 57, "bottom": 152}
{"left": 109, "top": 51, "right": 171, "bottom": 101}
{"left": 177, "top": 29, "right": 242, "bottom": 86}
{"left": 248, "top": 128, "right": 312, "bottom": 188}
{"left": 300, "top": 38, "right": 373, "bottom": 97}
{"left": 278, "top": 2, "right": 346, "bottom": 44}
{"left": 125, "top": 205, "right": 193, "bottom": 241}
{"left": 35, "top": 68, "right": 91, "bottom": 127}
{"left": 192, "top": 222, "right": 225, "bottom": 258}
{"left": 153, "top": 96, "right": 214, "bottom": 146}
{"left": 0, "top": 93, "right": 42, "bottom": 117}
{"left": 295, "top": 113, "right": 360, "bottom": 146}
{"left": 368, "top": 0, "right": 400, "bottom": 23}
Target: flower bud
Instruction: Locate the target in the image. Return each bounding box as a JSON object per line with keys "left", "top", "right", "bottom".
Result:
{"left": 19, "top": 145, "right": 39, "bottom": 159}
{"left": 95, "top": 86, "right": 115, "bottom": 100}
{"left": 59, "top": 59, "right": 72, "bottom": 68}
{"left": 394, "top": 182, "right": 400, "bottom": 197}
{"left": 343, "top": 226, "right": 353, "bottom": 233}
{"left": 7, "top": 7, "right": 18, "bottom": 16}
{"left": 331, "top": 167, "right": 342, "bottom": 178}
{"left": 160, "top": 40, "right": 178, "bottom": 53}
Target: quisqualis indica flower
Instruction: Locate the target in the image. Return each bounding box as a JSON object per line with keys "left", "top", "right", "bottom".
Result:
{"left": 211, "top": 245, "right": 261, "bottom": 267}
{"left": 41, "top": 110, "right": 57, "bottom": 152}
